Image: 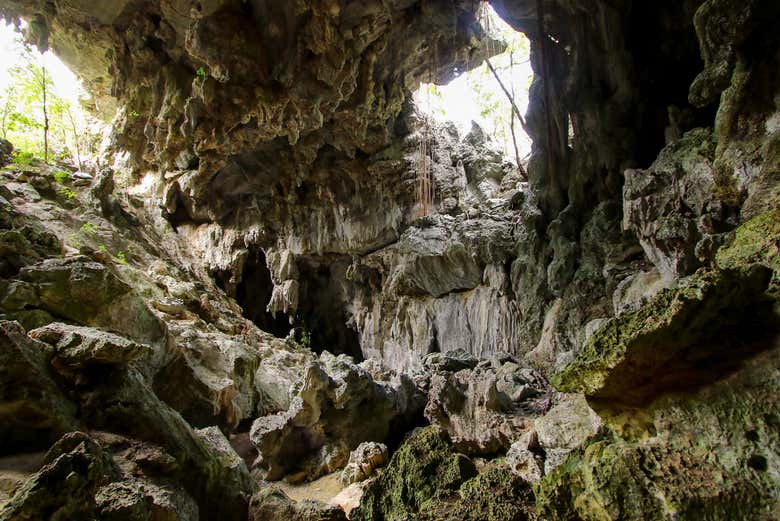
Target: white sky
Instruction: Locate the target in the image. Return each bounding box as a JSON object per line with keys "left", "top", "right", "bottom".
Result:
{"left": 0, "top": 20, "right": 85, "bottom": 105}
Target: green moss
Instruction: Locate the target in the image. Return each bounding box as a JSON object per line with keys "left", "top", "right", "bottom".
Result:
{"left": 713, "top": 166, "right": 745, "bottom": 207}
{"left": 552, "top": 265, "right": 772, "bottom": 404}
{"left": 716, "top": 210, "right": 780, "bottom": 271}
{"left": 425, "top": 466, "right": 536, "bottom": 521}
{"left": 350, "top": 428, "right": 477, "bottom": 521}
{"left": 352, "top": 430, "right": 537, "bottom": 521}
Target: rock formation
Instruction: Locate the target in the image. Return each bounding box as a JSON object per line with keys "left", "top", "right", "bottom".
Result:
{"left": 0, "top": 0, "right": 778, "bottom": 519}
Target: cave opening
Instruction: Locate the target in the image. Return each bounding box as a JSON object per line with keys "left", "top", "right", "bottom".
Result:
{"left": 293, "top": 259, "right": 364, "bottom": 361}
{"left": 230, "top": 251, "right": 364, "bottom": 361}
{"left": 413, "top": 1, "right": 533, "bottom": 167}
{"left": 233, "top": 250, "right": 292, "bottom": 339}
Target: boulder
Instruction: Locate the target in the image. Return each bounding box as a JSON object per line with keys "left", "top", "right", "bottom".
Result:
{"left": 28, "top": 322, "right": 152, "bottom": 378}
{"left": 340, "top": 442, "right": 389, "bottom": 486}
{"left": 423, "top": 360, "right": 550, "bottom": 455}
{"left": 0, "top": 320, "right": 78, "bottom": 454}
{"left": 250, "top": 352, "right": 423, "bottom": 482}
{"left": 18, "top": 257, "right": 164, "bottom": 343}
{"left": 351, "top": 428, "right": 537, "bottom": 521}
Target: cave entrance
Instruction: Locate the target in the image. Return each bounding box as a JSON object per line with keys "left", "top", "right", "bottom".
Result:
{"left": 294, "top": 259, "right": 364, "bottom": 361}
{"left": 413, "top": 2, "right": 532, "bottom": 166}
{"left": 232, "top": 252, "right": 363, "bottom": 361}
{"left": 234, "top": 250, "right": 292, "bottom": 338}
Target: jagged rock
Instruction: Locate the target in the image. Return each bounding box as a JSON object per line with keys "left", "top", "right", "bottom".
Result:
{"left": 506, "top": 432, "right": 544, "bottom": 483}
{"left": 0, "top": 432, "right": 119, "bottom": 520}
{"left": 0, "top": 226, "right": 61, "bottom": 278}
{"left": 248, "top": 487, "right": 347, "bottom": 521}
{"left": 534, "top": 395, "right": 602, "bottom": 454}
{"left": 536, "top": 342, "right": 780, "bottom": 520}
{"left": 350, "top": 427, "right": 477, "bottom": 520}
{"left": 95, "top": 480, "right": 199, "bottom": 521}
{"left": 422, "top": 360, "right": 549, "bottom": 455}
{"left": 340, "top": 442, "right": 389, "bottom": 486}
{"left": 351, "top": 427, "right": 537, "bottom": 521}
{"left": 152, "top": 323, "right": 268, "bottom": 428}
{"left": 612, "top": 268, "right": 672, "bottom": 316}
{"left": 250, "top": 352, "right": 423, "bottom": 481}
{"left": 0, "top": 431, "right": 204, "bottom": 521}
{"left": 28, "top": 322, "right": 152, "bottom": 377}
{"left": 0, "top": 315, "right": 255, "bottom": 520}
{"left": 422, "top": 349, "right": 479, "bottom": 372}
{"left": 623, "top": 129, "right": 729, "bottom": 281}
{"left": 553, "top": 265, "right": 774, "bottom": 407}
{"left": 194, "top": 426, "right": 249, "bottom": 479}
{"left": 0, "top": 320, "right": 78, "bottom": 454}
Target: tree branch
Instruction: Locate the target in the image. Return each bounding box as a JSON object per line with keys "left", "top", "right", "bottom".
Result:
{"left": 484, "top": 57, "right": 528, "bottom": 180}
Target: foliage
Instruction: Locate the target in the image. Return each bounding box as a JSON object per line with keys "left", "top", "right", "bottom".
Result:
{"left": 0, "top": 30, "right": 101, "bottom": 167}
{"left": 80, "top": 221, "right": 97, "bottom": 235}
{"left": 116, "top": 251, "right": 127, "bottom": 265}
{"left": 58, "top": 187, "right": 77, "bottom": 199}
{"left": 11, "top": 150, "right": 34, "bottom": 165}
{"left": 300, "top": 329, "right": 311, "bottom": 348}
{"left": 67, "top": 232, "right": 82, "bottom": 248}
{"left": 52, "top": 169, "right": 70, "bottom": 184}
{"left": 196, "top": 67, "right": 207, "bottom": 79}
{"left": 414, "top": 4, "right": 532, "bottom": 162}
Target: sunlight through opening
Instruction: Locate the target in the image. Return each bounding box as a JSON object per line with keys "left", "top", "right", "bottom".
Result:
{"left": 413, "top": 2, "right": 533, "bottom": 162}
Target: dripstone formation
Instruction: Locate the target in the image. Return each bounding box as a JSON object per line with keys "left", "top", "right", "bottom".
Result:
{"left": 0, "top": 0, "right": 779, "bottom": 520}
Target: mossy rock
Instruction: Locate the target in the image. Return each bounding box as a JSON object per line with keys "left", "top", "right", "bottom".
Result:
{"left": 350, "top": 427, "right": 478, "bottom": 521}
{"left": 552, "top": 265, "right": 773, "bottom": 406}
{"left": 716, "top": 209, "right": 780, "bottom": 272}
{"left": 534, "top": 418, "right": 779, "bottom": 521}
{"left": 419, "top": 465, "right": 537, "bottom": 521}
{"left": 351, "top": 428, "right": 537, "bottom": 521}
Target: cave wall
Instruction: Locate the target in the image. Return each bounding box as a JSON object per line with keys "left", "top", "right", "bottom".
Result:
{"left": 0, "top": 0, "right": 778, "bottom": 377}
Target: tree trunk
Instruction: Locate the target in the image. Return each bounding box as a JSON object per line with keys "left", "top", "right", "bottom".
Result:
{"left": 42, "top": 66, "right": 49, "bottom": 163}
{"left": 66, "top": 107, "right": 82, "bottom": 171}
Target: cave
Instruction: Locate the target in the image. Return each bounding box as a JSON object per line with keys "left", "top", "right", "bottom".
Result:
{"left": 0, "top": 0, "right": 779, "bottom": 520}
{"left": 294, "top": 258, "right": 364, "bottom": 361}
{"left": 232, "top": 250, "right": 363, "bottom": 360}
{"left": 234, "top": 250, "right": 293, "bottom": 339}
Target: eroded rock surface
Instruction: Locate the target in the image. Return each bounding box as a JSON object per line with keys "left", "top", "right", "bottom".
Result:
{"left": 0, "top": 0, "right": 778, "bottom": 518}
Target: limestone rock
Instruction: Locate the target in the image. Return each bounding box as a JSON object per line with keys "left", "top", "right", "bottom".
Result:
{"left": 553, "top": 265, "right": 774, "bottom": 407}
{"left": 250, "top": 352, "right": 423, "bottom": 481}
{"left": 340, "top": 442, "right": 389, "bottom": 486}
{"left": 95, "top": 480, "right": 199, "bottom": 521}
{"left": 0, "top": 432, "right": 119, "bottom": 520}
{"left": 349, "top": 428, "right": 477, "bottom": 521}
{"left": 17, "top": 257, "right": 164, "bottom": 344}
{"left": 422, "top": 359, "right": 550, "bottom": 455}
{"left": 351, "top": 428, "right": 536, "bottom": 521}
{"left": 623, "top": 129, "right": 727, "bottom": 281}
{"left": 505, "top": 445, "right": 544, "bottom": 484}
{"left": 534, "top": 395, "right": 602, "bottom": 453}
{"left": 0, "top": 320, "right": 78, "bottom": 454}
{"left": 28, "top": 322, "right": 152, "bottom": 377}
